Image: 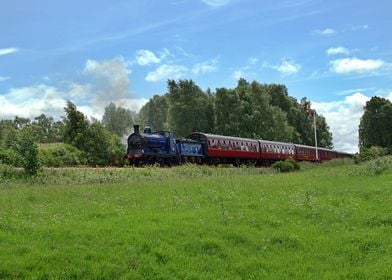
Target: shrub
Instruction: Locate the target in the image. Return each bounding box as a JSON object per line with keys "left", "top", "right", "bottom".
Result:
{"left": 14, "top": 128, "right": 41, "bottom": 176}
{"left": 350, "top": 155, "right": 392, "bottom": 176}
{"left": 39, "top": 143, "right": 85, "bottom": 167}
{"left": 272, "top": 160, "right": 294, "bottom": 173}
{"left": 358, "top": 146, "right": 388, "bottom": 162}
{"left": 285, "top": 157, "right": 300, "bottom": 170}
{"left": 0, "top": 164, "right": 20, "bottom": 180}
{"left": 0, "top": 147, "right": 22, "bottom": 166}
{"left": 272, "top": 158, "right": 300, "bottom": 173}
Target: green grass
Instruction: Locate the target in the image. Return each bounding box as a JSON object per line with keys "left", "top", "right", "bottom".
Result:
{"left": 1, "top": 163, "right": 392, "bottom": 279}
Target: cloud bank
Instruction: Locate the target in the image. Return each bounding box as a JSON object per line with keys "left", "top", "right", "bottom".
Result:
{"left": 0, "top": 58, "right": 148, "bottom": 120}
{"left": 313, "top": 92, "right": 392, "bottom": 153}
{"left": 330, "top": 57, "right": 384, "bottom": 74}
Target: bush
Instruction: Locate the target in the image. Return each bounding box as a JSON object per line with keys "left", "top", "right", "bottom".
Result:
{"left": 350, "top": 155, "right": 392, "bottom": 176}
{"left": 272, "top": 158, "right": 300, "bottom": 173}
{"left": 358, "top": 146, "right": 388, "bottom": 162}
{"left": 0, "top": 147, "right": 22, "bottom": 166}
{"left": 285, "top": 157, "right": 300, "bottom": 170}
{"left": 272, "top": 160, "right": 293, "bottom": 173}
{"left": 14, "top": 128, "right": 41, "bottom": 176}
{"left": 39, "top": 143, "right": 85, "bottom": 167}
{"left": 0, "top": 164, "right": 20, "bottom": 180}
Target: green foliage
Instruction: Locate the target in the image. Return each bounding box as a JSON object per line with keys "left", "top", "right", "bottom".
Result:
{"left": 0, "top": 119, "right": 18, "bottom": 147}
{"left": 39, "top": 143, "right": 85, "bottom": 167}
{"left": 359, "top": 96, "right": 392, "bottom": 152}
{"left": 138, "top": 95, "right": 169, "bottom": 131}
{"left": 350, "top": 155, "right": 392, "bottom": 175}
{"left": 272, "top": 158, "right": 300, "bottom": 173}
{"left": 285, "top": 157, "right": 300, "bottom": 170}
{"left": 0, "top": 147, "right": 22, "bottom": 166}
{"left": 358, "top": 146, "right": 388, "bottom": 162}
{"left": 102, "top": 102, "right": 135, "bottom": 136}
{"left": 167, "top": 79, "right": 214, "bottom": 137}
{"left": 0, "top": 164, "right": 20, "bottom": 181}
{"left": 138, "top": 79, "right": 333, "bottom": 147}
{"left": 272, "top": 160, "right": 294, "bottom": 172}
{"left": 61, "top": 101, "right": 125, "bottom": 166}
{"left": 14, "top": 128, "right": 41, "bottom": 175}
{"left": 77, "top": 121, "right": 123, "bottom": 166}
{"left": 32, "top": 114, "right": 63, "bottom": 143}
{"left": 62, "top": 100, "right": 89, "bottom": 147}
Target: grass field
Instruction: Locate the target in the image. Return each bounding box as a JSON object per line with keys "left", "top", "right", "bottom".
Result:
{"left": 1, "top": 161, "right": 392, "bottom": 279}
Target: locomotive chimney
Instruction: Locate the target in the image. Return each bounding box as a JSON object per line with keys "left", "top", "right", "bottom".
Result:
{"left": 134, "top": 124, "right": 140, "bottom": 134}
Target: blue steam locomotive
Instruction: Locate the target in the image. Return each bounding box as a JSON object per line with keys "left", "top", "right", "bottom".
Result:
{"left": 126, "top": 125, "right": 203, "bottom": 166}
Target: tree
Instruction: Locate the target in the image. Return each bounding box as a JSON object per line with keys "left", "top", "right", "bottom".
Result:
{"left": 14, "top": 116, "right": 30, "bottom": 130}
{"left": 15, "top": 127, "right": 41, "bottom": 175}
{"left": 359, "top": 96, "right": 392, "bottom": 152}
{"left": 62, "top": 101, "right": 89, "bottom": 148}
{"left": 62, "top": 101, "right": 125, "bottom": 166}
{"left": 102, "top": 102, "right": 134, "bottom": 136}
{"left": 215, "top": 87, "right": 241, "bottom": 136}
{"left": 76, "top": 120, "right": 124, "bottom": 166}
{"left": 32, "top": 114, "right": 57, "bottom": 143}
{"left": 0, "top": 120, "right": 18, "bottom": 148}
{"left": 138, "top": 95, "right": 169, "bottom": 131}
{"left": 167, "top": 80, "right": 214, "bottom": 137}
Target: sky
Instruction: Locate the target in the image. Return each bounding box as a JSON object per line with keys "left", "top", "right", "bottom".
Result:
{"left": 1, "top": 0, "right": 391, "bottom": 153}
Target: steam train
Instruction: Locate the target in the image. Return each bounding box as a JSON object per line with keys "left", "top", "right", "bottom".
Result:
{"left": 126, "top": 125, "right": 352, "bottom": 166}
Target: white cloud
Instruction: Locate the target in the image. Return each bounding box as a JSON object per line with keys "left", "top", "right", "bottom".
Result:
{"left": 330, "top": 57, "right": 384, "bottom": 74}
{"left": 326, "top": 46, "right": 350, "bottom": 56}
{"left": 248, "top": 57, "right": 258, "bottom": 65}
{"left": 145, "top": 64, "right": 188, "bottom": 82}
{"left": 201, "top": 0, "right": 231, "bottom": 7}
{"left": 0, "top": 76, "right": 10, "bottom": 82}
{"left": 0, "top": 58, "right": 148, "bottom": 121}
{"left": 135, "top": 49, "right": 161, "bottom": 66}
{"left": 0, "top": 83, "right": 147, "bottom": 121}
{"left": 192, "top": 59, "right": 218, "bottom": 75}
{"left": 312, "top": 92, "right": 370, "bottom": 154}
{"left": 0, "top": 84, "right": 68, "bottom": 120}
{"left": 272, "top": 60, "right": 301, "bottom": 75}
{"left": 313, "top": 91, "right": 392, "bottom": 153}
{"left": 314, "top": 28, "right": 336, "bottom": 35}
{"left": 232, "top": 70, "right": 245, "bottom": 80}
{"left": 0, "top": 47, "right": 19, "bottom": 56}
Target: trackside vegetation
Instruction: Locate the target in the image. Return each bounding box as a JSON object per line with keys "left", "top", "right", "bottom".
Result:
{"left": 1, "top": 160, "right": 392, "bottom": 279}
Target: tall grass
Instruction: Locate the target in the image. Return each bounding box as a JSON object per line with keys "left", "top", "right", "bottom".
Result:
{"left": 1, "top": 160, "right": 391, "bottom": 278}
{"left": 350, "top": 155, "right": 392, "bottom": 175}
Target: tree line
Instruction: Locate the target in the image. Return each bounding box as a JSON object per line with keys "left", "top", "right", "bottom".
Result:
{"left": 139, "top": 79, "right": 333, "bottom": 147}
{"left": 10, "top": 78, "right": 392, "bottom": 174}
{"left": 0, "top": 101, "right": 135, "bottom": 173}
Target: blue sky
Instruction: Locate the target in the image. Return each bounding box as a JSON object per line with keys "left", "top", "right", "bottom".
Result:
{"left": 1, "top": 0, "right": 391, "bottom": 152}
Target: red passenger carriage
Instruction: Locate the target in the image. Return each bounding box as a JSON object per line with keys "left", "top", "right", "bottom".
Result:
{"left": 259, "top": 140, "right": 295, "bottom": 163}
{"left": 187, "top": 133, "right": 259, "bottom": 165}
